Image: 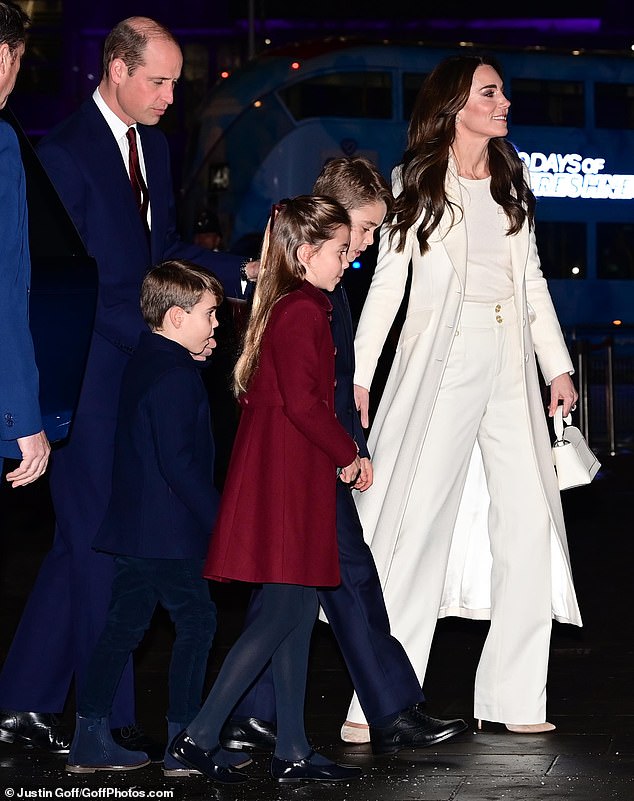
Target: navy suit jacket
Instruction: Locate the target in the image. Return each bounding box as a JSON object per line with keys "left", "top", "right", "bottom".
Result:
{"left": 326, "top": 283, "right": 370, "bottom": 457}
{"left": 0, "top": 121, "right": 42, "bottom": 459}
{"left": 36, "top": 97, "right": 244, "bottom": 357}
{"left": 94, "top": 331, "right": 220, "bottom": 559}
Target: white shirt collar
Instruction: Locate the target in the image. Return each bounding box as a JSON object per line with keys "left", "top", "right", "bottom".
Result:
{"left": 92, "top": 87, "right": 135, "bottom": 142}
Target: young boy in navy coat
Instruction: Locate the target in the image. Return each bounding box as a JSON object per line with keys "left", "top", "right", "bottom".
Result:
{"left": 65, "top": 260, "right": 246, "bottom": 776}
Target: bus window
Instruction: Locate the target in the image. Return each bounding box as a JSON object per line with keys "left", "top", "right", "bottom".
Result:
{"left": 280, "top": 71, "right": 392, "bottom": 120}
{"left": 402, "top": 72, "right": 429, "bottom": 120}
{"left": 595, "top": 83, "right": 634, "bottom": 129}
{"left": 597, "top": 223, "right": 634, "bottom": 279}
{"left": 535, "top": 221, "right": 587, "bottom": 279}
{"left": 510, "top": 78, "right": 584, "bottom": 127}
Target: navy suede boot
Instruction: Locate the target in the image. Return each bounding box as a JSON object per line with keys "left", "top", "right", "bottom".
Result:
{"left": 66, "top": 715, "right": 150, "bottom": 773}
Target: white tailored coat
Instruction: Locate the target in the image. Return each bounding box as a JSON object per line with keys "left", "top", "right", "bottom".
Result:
{"left": 353, "top": 166, "right": 582, "bottom": 629}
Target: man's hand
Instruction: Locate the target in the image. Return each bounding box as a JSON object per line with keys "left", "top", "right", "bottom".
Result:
{"left": 244, "top": 259, "right": 260, "bottom": 281}
{"left": 5, "top": 431, "right": 51, "bottom": 488}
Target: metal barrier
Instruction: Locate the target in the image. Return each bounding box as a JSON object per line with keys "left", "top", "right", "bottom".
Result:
{"left": 565, "top": 326, "right": 634, "bottom": 456}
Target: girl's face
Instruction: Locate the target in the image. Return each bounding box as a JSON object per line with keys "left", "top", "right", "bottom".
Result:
{"left": 300, "top": 225, "right": 351, "bottom": 291}
{"left": 456, "top": 64, "right": 510, "bottom": 141}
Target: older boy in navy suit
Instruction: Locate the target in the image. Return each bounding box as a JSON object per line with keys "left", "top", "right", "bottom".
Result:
{"left": 65, "top": 261, "right": 248, "bottom": 776}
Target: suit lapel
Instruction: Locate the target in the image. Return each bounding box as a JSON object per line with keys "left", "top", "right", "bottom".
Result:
{"left": 84, "top": 101, "right": 151, "bottom": 258}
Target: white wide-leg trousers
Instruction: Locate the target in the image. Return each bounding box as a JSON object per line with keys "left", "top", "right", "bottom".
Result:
{"left": 347, "top": 298, "right": 553, "bottom": 726}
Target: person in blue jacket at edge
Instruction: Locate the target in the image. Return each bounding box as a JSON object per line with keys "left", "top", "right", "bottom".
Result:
{"left": 0, "top": 2, "right": 50, "bottom": 495}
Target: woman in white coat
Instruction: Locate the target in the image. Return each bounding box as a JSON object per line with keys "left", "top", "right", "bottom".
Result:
{"left": 344, "top": 54, "right": 582, "bottom": 738}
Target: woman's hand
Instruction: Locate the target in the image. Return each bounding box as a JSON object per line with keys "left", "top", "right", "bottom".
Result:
{"left": 354, "top": 384, "right": 370, "bottom": 428}
{"left": 548, "top": 373, "right": 579, "bottom": 417}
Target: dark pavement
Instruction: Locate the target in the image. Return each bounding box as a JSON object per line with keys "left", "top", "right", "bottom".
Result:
{"left": 1, "top": 451, "right": 633, "bottom": 800}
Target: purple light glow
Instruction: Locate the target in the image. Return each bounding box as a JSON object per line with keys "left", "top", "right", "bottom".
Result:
{"left": 427, "top": 18, "right": 602, "bottom": 33}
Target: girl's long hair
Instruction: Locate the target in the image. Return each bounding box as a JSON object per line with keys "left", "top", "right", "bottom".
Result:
{"left": 389, "top": 53, "right": 535, "bottom": 255}
{"left": 234, "top": 195, "right": 350, "bottom": 394}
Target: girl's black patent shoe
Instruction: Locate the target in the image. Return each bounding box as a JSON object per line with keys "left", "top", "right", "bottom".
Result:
{"left": 270, "top": 749, "right": 363, "bottom": 783}
{"left": 168, "top": 732, "right": 249, "bottom": 784}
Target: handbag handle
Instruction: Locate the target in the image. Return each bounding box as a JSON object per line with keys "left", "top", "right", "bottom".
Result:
{"left": 553, "top": 405, "right": 573, "bottom": 443}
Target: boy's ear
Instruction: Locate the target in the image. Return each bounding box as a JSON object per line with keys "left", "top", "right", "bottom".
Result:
{"left": 166, "top": 305, "right": 185, "bottom": 329}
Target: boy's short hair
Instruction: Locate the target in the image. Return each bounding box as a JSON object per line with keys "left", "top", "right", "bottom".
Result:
{"left": 141, "top": 259, "right": 224, "bottom": 330}
{"left": 313, "top": 156, "right": 392, "bottom": 213}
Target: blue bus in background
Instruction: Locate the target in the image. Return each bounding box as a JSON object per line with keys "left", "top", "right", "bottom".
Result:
{"left": 180, "top": 38, "right": 634, "bottom": 329}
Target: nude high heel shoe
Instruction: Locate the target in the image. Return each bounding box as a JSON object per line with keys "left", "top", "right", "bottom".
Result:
{"left": 477, "top": 719, "right": 556, "bottom": 733}
{"left": 340, "top": 721, "right": 370, "bottom": 744}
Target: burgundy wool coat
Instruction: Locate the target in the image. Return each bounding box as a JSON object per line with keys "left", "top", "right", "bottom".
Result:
{"left": 204, "top": 281, "right": 358, "bottom": 587}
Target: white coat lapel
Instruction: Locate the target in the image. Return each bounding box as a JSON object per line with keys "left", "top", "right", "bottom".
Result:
{"left": 438, "top": 167, "right": 467, "bottom": 287}
{"left": 509, "top": 219, "right": 530, "bottom": 284}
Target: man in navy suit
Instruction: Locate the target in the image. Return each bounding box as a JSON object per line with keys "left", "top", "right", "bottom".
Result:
{"left": 221, "top": 158, "right": 467, "bottom": 756}
{"left": 0, "top": 1, "right": 49, "bottom": 491}
{"left": 0, "top": 16, "right": 255, "bottom": 756}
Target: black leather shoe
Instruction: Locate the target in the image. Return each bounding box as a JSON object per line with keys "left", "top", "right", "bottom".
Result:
{"left": 0, "top": 710, "right": 71, "bottom": 754}
{"left": 111, "top": 725, "right": 163, "bottom": 763}
{"left": 370, "top": 703, "right": 468, "bottom": 755}
{"left": 220, "top": 717, "right": 276, "bottom": 751}
{"left": 168, "top": 731, "right": 248, "bottom": 784}
{"left": 271, "top": 750, "right": 363, "bottom": 783}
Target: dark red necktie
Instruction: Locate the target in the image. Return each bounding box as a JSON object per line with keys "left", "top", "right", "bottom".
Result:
{"left": 126, "top": 127, "right": 150, "bottom": 237}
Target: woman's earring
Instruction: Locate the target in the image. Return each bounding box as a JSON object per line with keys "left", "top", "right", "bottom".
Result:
{"left": 456, "top": 114, "right": 461, "bottom": 124}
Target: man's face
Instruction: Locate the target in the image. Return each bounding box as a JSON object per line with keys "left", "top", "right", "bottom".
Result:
{"left": 111, "top": 38, "right": 183, "bottom": 126}
{"left": 0, "top": 42, "right": 24, "bottom": 110}
{"left": 347, "top": 201, "right": 387, "bottom": 262}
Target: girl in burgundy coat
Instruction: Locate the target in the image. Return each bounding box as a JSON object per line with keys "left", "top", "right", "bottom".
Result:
{"left": 169, "top": 197, "right": 363, "bottom": 784}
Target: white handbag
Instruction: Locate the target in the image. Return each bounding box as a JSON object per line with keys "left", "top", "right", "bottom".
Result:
{"left": 551, "top": 406, "right": 601, "bottom": 491}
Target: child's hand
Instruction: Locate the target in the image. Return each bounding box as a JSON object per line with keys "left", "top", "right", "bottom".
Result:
{"left": 339, "top": 455, "right": 361, "bottom": 484}
{"left": 352, "top": 457, "right": 373, "bottom": 492}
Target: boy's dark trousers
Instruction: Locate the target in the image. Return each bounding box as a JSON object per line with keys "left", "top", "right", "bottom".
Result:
{"left": 78, "top": 556, "right": 216, "bottom": 724}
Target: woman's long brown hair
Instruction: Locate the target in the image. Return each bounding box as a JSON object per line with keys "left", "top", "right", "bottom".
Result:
{"left": 389, "top": 54, "right": 535, "bottom": 255}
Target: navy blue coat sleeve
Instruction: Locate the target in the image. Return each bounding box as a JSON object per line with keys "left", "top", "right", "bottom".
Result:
{"left": 0, "top": 122, "right": 42, "bottom": 457}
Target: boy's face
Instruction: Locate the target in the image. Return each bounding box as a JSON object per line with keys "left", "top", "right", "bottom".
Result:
{"left": 178, "top": 290, "right": 220, "bottom": 361}
{"left": 347, "top": 201, "right": 387, "bottom": 262}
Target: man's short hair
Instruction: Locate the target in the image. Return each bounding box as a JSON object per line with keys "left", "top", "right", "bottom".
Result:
{"left": 141, "top": 259, "right": 224, "bottom": 330}
{"left": 0, "top": 1, "right": 30, "bottom": 52}
{"left": 102, "top": 16, "right": 178, "bottom": 77}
